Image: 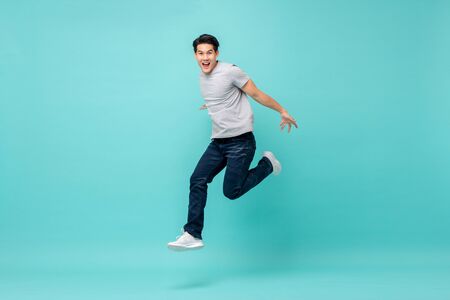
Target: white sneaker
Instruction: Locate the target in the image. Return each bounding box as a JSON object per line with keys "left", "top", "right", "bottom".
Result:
{"left": 167, "top": 229, "right": 204, "bottom": 251}
{"left": 263, "top": 151, "right": 282, "bottom": 175}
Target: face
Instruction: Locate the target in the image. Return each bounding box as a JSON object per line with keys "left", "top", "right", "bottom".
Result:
{"left": 194, "top": 43, "right": 219, "bottom": 74}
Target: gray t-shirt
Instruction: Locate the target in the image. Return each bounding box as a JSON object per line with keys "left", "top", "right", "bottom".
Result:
{"left": 199, "top": 61, "right": 253, "bottom": 138}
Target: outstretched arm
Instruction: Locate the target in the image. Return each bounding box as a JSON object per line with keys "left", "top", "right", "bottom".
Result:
{"left": 241, "top": 79, "right": 298, "bottom": 133}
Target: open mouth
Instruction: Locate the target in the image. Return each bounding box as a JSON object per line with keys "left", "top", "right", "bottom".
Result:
{"left": 202, "top": 62, "right": 211, "bottom": 68}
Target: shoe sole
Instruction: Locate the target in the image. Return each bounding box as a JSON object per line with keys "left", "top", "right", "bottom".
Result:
{"left": 167, "top": 244, "right": 204, "bottom": 251}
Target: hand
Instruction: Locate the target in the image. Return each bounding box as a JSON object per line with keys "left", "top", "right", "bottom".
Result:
{"left": 199, "top": 104, "right": 207, "bottom": 110}
{"left": 280, "top": 110, "right": 298, "bottom": 133}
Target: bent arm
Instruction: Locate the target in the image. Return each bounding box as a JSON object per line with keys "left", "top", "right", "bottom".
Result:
{"left": 241, "top": 79, "right": 298, "bottom": 132}
{"left": 241, "top": 79, "right": 286, "bottom": 113}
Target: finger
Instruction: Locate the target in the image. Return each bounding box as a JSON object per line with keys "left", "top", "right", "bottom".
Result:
{"left": 288, "top": 123, "right": 291, "bottom": 133}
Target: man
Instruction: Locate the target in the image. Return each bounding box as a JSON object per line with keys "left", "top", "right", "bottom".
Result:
{"left": 168, "top": 34, "right": 298, "bottom": 250}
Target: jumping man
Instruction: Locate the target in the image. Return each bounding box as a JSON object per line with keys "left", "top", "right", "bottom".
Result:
{"left": 168, "top": 34, "right": 298, "bottom": 250}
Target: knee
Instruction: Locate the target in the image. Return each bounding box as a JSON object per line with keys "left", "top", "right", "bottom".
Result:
{"left": 190, "top": 173, "right": 207, "bottom": 187}
{"left": 223, "top": 188, "right": 240, "bottom": 200}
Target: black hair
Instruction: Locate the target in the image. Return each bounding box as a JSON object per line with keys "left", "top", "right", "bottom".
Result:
{"left": 192, "top": 34, "right": 220, "bottom": 52}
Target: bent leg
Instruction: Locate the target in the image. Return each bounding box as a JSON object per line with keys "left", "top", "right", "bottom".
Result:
{"left": 222, "top": 135, "right": 273, "bottom": 200}
{"left": 184, "top": 141, "right": 226, "bottom": 239}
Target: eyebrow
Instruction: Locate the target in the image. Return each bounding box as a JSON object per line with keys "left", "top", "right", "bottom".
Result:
{"left": 197, "top": 50, "right": 213, "bottom": 53}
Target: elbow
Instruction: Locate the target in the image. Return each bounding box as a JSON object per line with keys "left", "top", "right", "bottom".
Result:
{"left": 249, "top": 90, "right": 262, "bottom": 101}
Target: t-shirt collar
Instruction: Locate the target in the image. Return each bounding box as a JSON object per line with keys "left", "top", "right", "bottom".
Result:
{"left": 204, "top": 60, "right": 220, "bottom": 76}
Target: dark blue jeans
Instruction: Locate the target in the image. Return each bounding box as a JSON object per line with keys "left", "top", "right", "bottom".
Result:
{"left": 183, "top": 131, "right": 273, "bottom": 239}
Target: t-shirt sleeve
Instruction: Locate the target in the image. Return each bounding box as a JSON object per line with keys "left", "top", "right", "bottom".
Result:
{"left": 230, "top": 65, "right": 250, "bottom": 88}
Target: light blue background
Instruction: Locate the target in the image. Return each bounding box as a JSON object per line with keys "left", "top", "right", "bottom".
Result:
{"left": 1, "top": 0, "right": 449, "bottom": 299}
